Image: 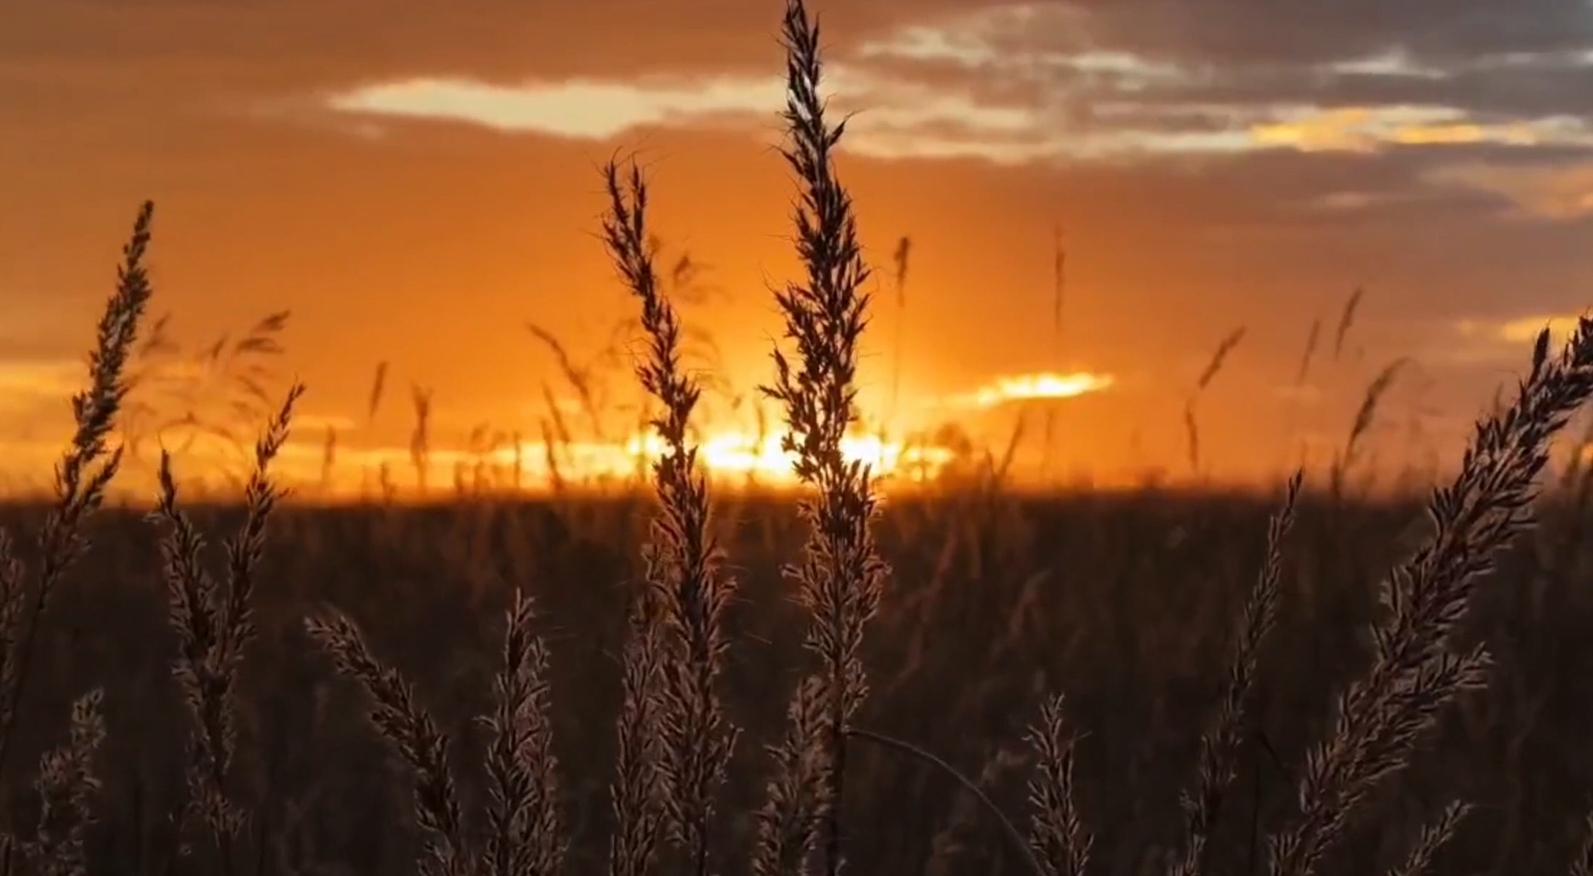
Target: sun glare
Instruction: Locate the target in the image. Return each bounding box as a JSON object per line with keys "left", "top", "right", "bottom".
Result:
{"left": 618, "top": 429, "right": 954, "bottom": 481}
{"left": 0, "top": 371, "right": 1127, "bottom": 500}
{"left": 964, "top": 371, "right": 1116, "bottom": 407}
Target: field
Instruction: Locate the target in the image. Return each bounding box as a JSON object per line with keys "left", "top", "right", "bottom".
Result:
{"left": 10, "top": 1, "right": 1593, "bottom": 875}
{"left": 1, "top": 489, "right": 1593, "bottom": 876}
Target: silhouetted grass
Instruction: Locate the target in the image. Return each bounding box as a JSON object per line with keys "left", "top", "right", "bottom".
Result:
{"left": 8, "top": 3, "right": 1593, "bottom": 876}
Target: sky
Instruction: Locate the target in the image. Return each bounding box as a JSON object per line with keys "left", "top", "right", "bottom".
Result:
{"left": 4, "top": 0, "right": 1593, "bottom": 495}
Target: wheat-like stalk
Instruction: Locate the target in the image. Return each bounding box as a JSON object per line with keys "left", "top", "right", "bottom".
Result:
{"left": 752, "top": 676, "right": 828, "bottom": 876}
{"left": 0, "top": 202, "right": 155, "bottom": 876}
{"left": 1169, "top": 472, "right": 1302, "bottom": 876}
{"left": 15, "top": 690, "right": 107, "bottom": 876}
{"left": 1024, "top": 693, "right": 1091, "bottom": 876}
{"left": 608, "top": 596, "right": 669, "bottom": 876}
{"left": 0, "top": 202, "right": 157, "bottom": 777}
{"left": 603, "top": 159, "right": 739, "bottom": 876}
{"left": 411, "top": 385, "right": 434, "bottom": 496}
{"left": 1270, "top": 320, "right": 1593, "bottom": 876}
{"left": 1333, "top": 287, "right": 1364, "bottom": 362}
{"left": 479, "top": 589, "right": 564, "bottom": 876}
{"left": 148, "top": 382, "right": 303, "bottom": 874}
{"left": 1382, "top": 800, "right": 1469, "bottom": 876}
{"left": 757, "top": 3, "right": 890, "bottom": 875}
{"left": 308, "top": 578, "right": 565, "bottom": 876}
{"left": 1185, "top": 327, "right": 1247, "bottom": 475}
{"left": 303, "top": 611, "right": 471, "bottom": 876}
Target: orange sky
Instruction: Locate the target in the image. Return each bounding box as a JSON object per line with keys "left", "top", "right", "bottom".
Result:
{"left": 5, "top": 0, "right": 1593, "bottom": 495}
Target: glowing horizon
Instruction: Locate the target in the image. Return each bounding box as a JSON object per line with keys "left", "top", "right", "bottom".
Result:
{"left": 0, "top": 369, "right": 1128, "bottom": 500}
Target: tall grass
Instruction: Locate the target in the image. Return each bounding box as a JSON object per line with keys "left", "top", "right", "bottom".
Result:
{"left": 1270, "top": 322, "right": 1593, "bottom": 876}
{"left": 0, "top": 201, "right": 155, "bottom": 876}
{"left": 754, "top": 4, "right": 890, "bottom": 876}
{"left": 602, "top": 158, "right": 738, "bottom": 876}
{"left": 7, "top": 4, "right": 1593, "bottom": 876}
{"left": 148, "top": 380, "right": 303, "bottom": 875}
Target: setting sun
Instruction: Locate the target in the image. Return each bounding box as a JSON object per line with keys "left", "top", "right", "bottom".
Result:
{"left": 9, "top": 3, "right": 1593, "bottom": 875}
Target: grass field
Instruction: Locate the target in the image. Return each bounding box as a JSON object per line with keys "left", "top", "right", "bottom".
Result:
{"left": 1, "top": 489, "right": 1592, "bottom": 876}
{"left": 9, "top": 1, "right": 1593, "bottom": 874}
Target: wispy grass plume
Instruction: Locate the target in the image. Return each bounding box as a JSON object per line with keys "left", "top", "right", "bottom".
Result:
{"left": 410, "top": 385, "right": 434, "bottom": 496}
{"left": 367, "top": 361, "right": 389, "bottom": 424}
{"left": 1343, "top": 357, "right": 1409, "bottom": 473}
{"left": 609, "top": 599, "right": 668, "bottom": 876}
{"left": 303, "top": 612, "right": 470, "bottom": 876}
{"left": 887, "top": 235, "right": 911, "bottom": 429}
{"left": 758, "top": 3, "right": 890, "bottom": 874}
{"left": 149, "top": 382, "right": 304, "bottom": 874}
{"left": 0, "top": 202, "right": 157, "bottom": 777}
{"left": 1185, "top": 326, "right": 1246, "bottom": 475}
{"left": 752, "top": 678, "right": 826, "bottom": 876}
{"left": 1297, "top": 319, "right": 1322, "bottom": 387}
{"left": 17, "top": 690, "right": 107, "bottom": 876}
{"left": 603, "top": 157, "right": 739, "bottom": 876}
{"left": 1269, "top": 319, "right": 1593, "bottom": 876}
{"left": 1334, "top": 287, "right": 1364, "bottom": 362}
{"left": 1169, "top": 472, "right": 1302, "bottom": 876}
{"left": 479, "top": 590, "right": 563, "bottom": 876}
{"left": 1043, "top": 224, "right": 1067, "bottom": 482}
{"left": 1383, "top": 800, "right": 1469, "bottom": 876}
{"left": 1024, "top": 693, "right": 1090, "bottom": 876}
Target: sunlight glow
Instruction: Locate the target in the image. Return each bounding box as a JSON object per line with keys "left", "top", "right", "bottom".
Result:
{"left": 956, "top": 371, "right": 1117, "bottom": 407}
{"left": 253, "top": 424, "right": 962, "bottom": 499}
{"left": 0, "top": 364, "right": 1133, "bottom": 499}
{"left": 617, "top": 429, "right": 954, "bottom": 480}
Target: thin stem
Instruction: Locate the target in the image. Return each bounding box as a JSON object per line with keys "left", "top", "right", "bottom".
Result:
{"left": 844, "top": 728, "right": 1045, "bottom": 876}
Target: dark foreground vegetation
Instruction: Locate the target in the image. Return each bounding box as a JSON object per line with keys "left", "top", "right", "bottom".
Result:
{"left": 2, "top": 490, "right": 1593, "bottom": 876}
{"left": 10, "top": 0, "right": 1593, "bottom": 874}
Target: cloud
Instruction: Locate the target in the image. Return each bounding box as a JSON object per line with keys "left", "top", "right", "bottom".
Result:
{"left": 326, "top": 75, "right": 786, "bottom": 140}
{"left": 1250, "top": 106, "right": 1593, "bottom": 153}
{"left": 1436, "top": 311, "right": 1591, "bottom": 365}
{"left": 315, "top": 1, "right": 1593, "bottom": 168}
{"left": 322, "top": 67, "right": 1216, "bottom": 163}
{"left": 1425, "top": 159, "right": 1593, "bottom": 217}
{"left": 323, "top": 71, "right": 1593, "bottom": 165}
{"left": 20, "top": 0, "right": 1593, "bottom": 132}
{"left": 1324, "top": 49, "right": 1450, "bottom": 80}
{"left": 836, "top": 0, "right": 1593, "bottom": 163}
{"left": 1026, "top": 0, "right": 1593, "bottom": 70}
{"left": 942, "top": 372, "right": 1117, "bottom": 408}
{"left": 1456, "top": 312, "right": 1587, "bottom": 344}
{"left": 835, "top": 0, "right": 1593, "bottom": 113}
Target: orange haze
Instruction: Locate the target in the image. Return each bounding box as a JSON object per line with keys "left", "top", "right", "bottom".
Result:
{"left": 4, "top": 0, "right": 1590, "bottom": 498}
